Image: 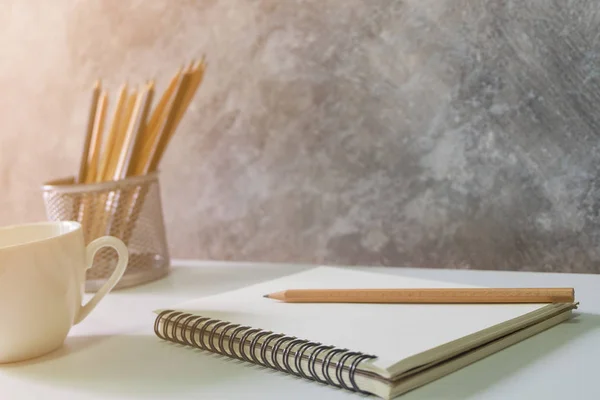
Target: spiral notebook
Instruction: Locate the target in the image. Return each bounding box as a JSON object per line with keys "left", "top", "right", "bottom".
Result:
{"left": 153, "top": 267, "right": 577, "bottom": 399}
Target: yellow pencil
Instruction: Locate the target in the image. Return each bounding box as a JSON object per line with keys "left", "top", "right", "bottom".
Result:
{"left": 263, "top": 287, "right": 575, "bottom": 304}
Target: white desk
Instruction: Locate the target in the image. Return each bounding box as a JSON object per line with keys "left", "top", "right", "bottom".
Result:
{"left": 2, "top": 260, "right": 599, "bottom": 399}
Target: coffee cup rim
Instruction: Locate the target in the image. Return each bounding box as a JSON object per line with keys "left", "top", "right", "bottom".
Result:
{"left": 0, "top": 220, "right": 81, "bottom": 251}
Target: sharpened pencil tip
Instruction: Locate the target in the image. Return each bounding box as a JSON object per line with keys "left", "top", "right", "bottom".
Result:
{"left": 263, "top": 294, "right": 269, "bottom": 298}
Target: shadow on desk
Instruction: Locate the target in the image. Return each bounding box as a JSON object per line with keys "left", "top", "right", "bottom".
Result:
{"left": 401, "top": 312, "right": 600, "bottom": 399}
{"left": 0, "top": 333, "right": 275, "bottom": 399}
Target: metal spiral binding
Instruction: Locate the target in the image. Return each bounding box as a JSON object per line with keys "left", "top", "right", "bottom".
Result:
{"left": 154, "top": 310, "right": 377, "bottom": 394}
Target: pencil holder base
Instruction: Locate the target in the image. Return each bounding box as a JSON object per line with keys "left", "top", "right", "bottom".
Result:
{"left": 41, "top": 173, "right": 171, "bottom": 292}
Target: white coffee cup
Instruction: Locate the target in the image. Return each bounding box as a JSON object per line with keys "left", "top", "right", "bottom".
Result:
{"left": 0, "top": 221, "right": 128, "bottom": 363}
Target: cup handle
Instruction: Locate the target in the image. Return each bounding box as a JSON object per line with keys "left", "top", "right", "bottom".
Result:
{"left": 74, "top": 236, "right": 129, "bottom": 324}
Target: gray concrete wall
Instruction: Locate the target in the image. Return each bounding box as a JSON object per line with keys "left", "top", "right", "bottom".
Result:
{"left": 2, "top": 1, "right": 599, "bottom": 272}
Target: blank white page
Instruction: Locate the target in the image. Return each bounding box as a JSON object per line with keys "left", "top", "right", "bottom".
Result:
{"left": 161, "top": 267, "right": 546, "bottom": 372}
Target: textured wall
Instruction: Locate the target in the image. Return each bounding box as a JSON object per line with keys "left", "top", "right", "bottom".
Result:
{"left": 1, "top": 0, "right": 600, "bottom": 273}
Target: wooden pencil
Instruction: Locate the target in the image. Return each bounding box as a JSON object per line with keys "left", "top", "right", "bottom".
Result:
{"left": 147, "top": 70, "right": 191, "bottom": 172}
{"left": 114, "top": 86, "right": 151, "bottom": 180}
{"left": 85, "top": 91, "right": 108, "bottom": 183}
{"left": 77, "top": 80, "right": 101, "bottom": 183}
{"left": 79, "top": 90, "right": 108, "bottom": 238}
{"left": 120, "top": 68, "right": 185, "bottom": 243}
{"left": 112, "top": 82, "right": 155, "bottom": 238}
{"left": 132, "top": 67, "right": 183, "bottom": 176}
{"left": 172, "top": 59, "right": 205, "bottom": 130}
{"left": 75, "top": 82, "right": 102, "bottom": 239}
{"left": 97, "top": 84, "right": 128, "bottom": 182}
{"left": 127, "top": 81, "right": 155, "bottom": 177}
{"left": 89, "top": 84, "right": 128, "bottom": 239}
{"left": 263, "top": 288, "right": 576, "bottom": 304}
{"left": 106, "top": 89, "right": 138, "bottom": 179}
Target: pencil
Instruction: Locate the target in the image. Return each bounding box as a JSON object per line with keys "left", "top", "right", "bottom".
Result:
{"left": 262, "top": 288, "right": 575, "bottom": 304}
{"left": 77, "top": 80, "right": 101, "bottom": 183}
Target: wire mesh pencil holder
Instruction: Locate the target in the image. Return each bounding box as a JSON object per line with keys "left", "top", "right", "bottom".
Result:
{"left": 41, "top": 172, "right": 170, "bottom": 292}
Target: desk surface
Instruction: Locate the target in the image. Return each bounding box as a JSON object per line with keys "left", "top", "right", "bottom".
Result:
{"left": 2, "top": 260, "right": 599, "bottom": 400}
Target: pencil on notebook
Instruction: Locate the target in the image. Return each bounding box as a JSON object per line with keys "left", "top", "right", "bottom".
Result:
{"left": 262, "top": 287, "right": 575, "bottom": 304}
